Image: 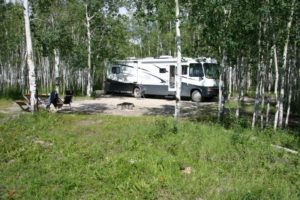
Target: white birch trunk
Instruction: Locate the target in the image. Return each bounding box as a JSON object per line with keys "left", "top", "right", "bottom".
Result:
{"left": 85, "top": 4, "right": 93, "bottom": 97}
{"left": 63, "top": 65, "right": 66, "bottom": 92}
{"left": 174, "top": 0, "right": 182, "bottom": 120}
{"left": 273, "top": 45, "right": 280, "bottom": 130}
{"left": 23, "top": 0, "right": 37, "bottom": 112}
{"left": 218, "top": 52, "right": 226, "bottom": 122}
{"left": 285, "top": 68, "right": 292, "bottom": 128}
{"left": 278, "top": 0, "right": 295, "bottom": 129}
{"left": 235, "top": 56, "right": 242, "bottom": 119}
{"left": 266, "top": 53, "right": 273, "bottom": 124}
{"left": 252, "top": 23, "right": 262, "bottom": 129}
{"left": 285, "top": 43, "right": 297, "bottom": 127}
{"left": 228, "top": 66, "right": 232, "bottom": 99}
{"left": 260, "top": 61, "right": 266, "bottom": 129}
{"left": 273, "top": 45, "right": 279, "bottom": 99}
{"left": 54, "top": 49, "right": 60, "bottom": 93}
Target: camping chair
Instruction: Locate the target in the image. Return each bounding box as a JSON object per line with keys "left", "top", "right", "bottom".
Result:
{"left": 62, "top": 90, "right": 73, "bottom": 109}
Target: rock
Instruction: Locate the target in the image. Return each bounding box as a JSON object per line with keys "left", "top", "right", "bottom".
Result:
{"left": 180, "top": 166, "right": 192, "bottom": 174}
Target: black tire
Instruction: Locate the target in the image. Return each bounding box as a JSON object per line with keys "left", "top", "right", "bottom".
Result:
{"left": 133, "top": 87, "right": 141, "bottom": 98}
{"left": 191, "top": 90, "right": 202, "bottom": 102}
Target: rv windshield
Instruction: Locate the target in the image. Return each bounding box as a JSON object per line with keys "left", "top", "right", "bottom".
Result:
{"left": 189, "top": 63, "right": 203, "bottom": 77}
{"left": 203, "top": 63, "right": 219, "bottom": 79}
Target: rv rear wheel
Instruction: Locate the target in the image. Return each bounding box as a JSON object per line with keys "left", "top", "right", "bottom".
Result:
{"left": 133, "top": 87, "right": 141, "bottom": 98}
{"left": 191, "top": 90, "right": 202, "bottom": 102}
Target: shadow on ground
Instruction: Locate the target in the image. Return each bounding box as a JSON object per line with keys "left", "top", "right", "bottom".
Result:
{"left": 58, "top": 103, "right": 109, "bottom": 114}
{"left": 144, "top": 101, "right": 217, "bottom": 117}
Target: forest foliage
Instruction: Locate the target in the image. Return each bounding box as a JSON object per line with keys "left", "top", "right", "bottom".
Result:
{"left": 0, "top": 0, "right": 299, "bottom": 129}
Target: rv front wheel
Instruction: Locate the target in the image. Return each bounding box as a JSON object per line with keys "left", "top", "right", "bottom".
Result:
{"left": 133, "top": 87, "right": 141, "bottom": 98}
{"left": 191, "top": 90, "right": 202, "bottom": 102}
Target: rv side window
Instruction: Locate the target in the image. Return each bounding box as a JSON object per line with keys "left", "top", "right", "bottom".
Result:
{"left": 112, "top": 67, "right": 120, "bottom": 74}
{"left": 182, "top": 65, "right": 188, "bottom": 75}
{"left": 189, "top": 63, "right": 203, "bottom": 77}
{"left": 159, "top": 68, "right": 167, "bottom": 73}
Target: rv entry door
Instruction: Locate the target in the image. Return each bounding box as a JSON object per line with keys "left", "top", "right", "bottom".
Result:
{"left": 168, "top": 65, "right": 176, "bottom": 91}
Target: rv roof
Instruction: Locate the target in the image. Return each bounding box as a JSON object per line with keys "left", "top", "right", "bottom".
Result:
{"left": 116, "top": 56, "right": 202, "bottom": 64}
{"left": 197, "top": 57, "right": 218, "bottom": 64}
{"left": 157, "top": 55, "right": 173, "bottom": 59}
{"left": 140, "top": 57, "right": 196, "bottom": 64}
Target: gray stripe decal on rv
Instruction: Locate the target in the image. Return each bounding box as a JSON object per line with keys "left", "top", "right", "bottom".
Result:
{"left": 144, "top": 72, "right": 166, "bottom": 83}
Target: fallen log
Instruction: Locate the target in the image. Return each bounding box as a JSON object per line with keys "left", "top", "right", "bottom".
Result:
{"left": 271, "top": 144, "right": 298, "bottom": 154}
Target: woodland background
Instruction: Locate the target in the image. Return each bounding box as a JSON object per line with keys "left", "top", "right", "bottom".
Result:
{"left": 0, "top": 0, "right": 299, "bottom": 130}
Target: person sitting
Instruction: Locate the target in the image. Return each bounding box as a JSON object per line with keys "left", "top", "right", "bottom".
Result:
{"left": 46, "top": 91, "right": 58, "bottom": 109}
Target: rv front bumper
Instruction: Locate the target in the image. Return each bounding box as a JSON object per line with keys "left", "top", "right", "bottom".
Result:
{"left": 203, "top": 87, "right": 219, "bottom": 97}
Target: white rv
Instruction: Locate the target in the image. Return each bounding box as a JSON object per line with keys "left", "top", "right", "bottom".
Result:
{"left": 104, "top": 56, "right": 219, "bottom": 102}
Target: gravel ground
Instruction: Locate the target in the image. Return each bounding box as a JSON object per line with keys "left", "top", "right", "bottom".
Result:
{"left": 8, "top": 95, "right": 217, "bottom": 117}
{"left": 66, "top": 95, "right": 216, "bottom": 116}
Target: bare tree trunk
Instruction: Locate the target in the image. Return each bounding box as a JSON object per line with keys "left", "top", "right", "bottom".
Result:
{"left": 54, "top": 49, "right": 60, "bottom": 93}
{"left": 85, "top": 4, "right": 93, "bottom": 97}
{"left": 246, "top": 66, "right": 251, "bottom": 93}
{"left": 63, "top": 64, "right": 66, "bottom": 93}
{"left": 285, "top": 42, "right": 297, "bottom": 127}
{"left": 278, "top": 0, "right": 295, "bottom": 129}
{"left": 235, "top": 56, "right": 242, "bottom": 119}
{"left": 285, "top": 68, "right": 292, "bottom": 128}
{"left": 266, "top": 50, "right": 273, "bottom": 124}
{"left": 174, "top": 0, "right": 182, "bottom": 120}
{"left": 260, "top": 60, "right": 266, "bottom": 129}
{"left": 218, "top": 51, "right": 226, "bottom": 122}
{"left": 252, "top": 23, "right": 262, "bottom": 129}
{"left": 234, "top": 66, "right": 238, "bottom": 92}
{"left": 23, "top": 0, "right": 37, "bottom": 112}
{"left": 273, "top": 45, "right": 279, "bottom": 99}
{"left": 273, "top": 45, "right": 280, "bottom": 130}
{"left": 228, "top": 66, "right": 232, "bottom": 99}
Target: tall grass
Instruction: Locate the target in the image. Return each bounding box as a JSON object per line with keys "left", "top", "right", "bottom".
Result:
{"left": 0, "top": 113, "right": 299, "bottom": 199}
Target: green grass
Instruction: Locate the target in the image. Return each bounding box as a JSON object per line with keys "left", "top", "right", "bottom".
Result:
{"left": 0, "top": 113, "right": 299, "bottom": 199}
{"left": 0, "top": 99, "right": 16, "bottom": 121}
{"left": 0, "top": 99, "right": 14, "bottom": 108}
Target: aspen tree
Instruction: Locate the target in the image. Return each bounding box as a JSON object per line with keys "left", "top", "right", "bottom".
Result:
{"left": 252, "top": 22, "right": 262, "bottom": 129}
{"left": 22, "top": 0, "right": 37, "bottom": 112}
{"left": 85, "top": 3, "right": 93, "bottom": 97}
{"left": 174, "top": 0, "right": 182, "bottom": 120}
{"left": 277, "top": 0, "right": 296, "bottom": 129}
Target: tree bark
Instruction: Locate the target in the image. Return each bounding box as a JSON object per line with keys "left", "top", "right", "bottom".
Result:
{"left": 273, "top": 45, "right": 279, "bottom": 99}
{"left": 252, "top": 23, "right": 262, "bottom": 129}
{"left": 228, "top": 66, "right": 232, "bottom": 99}
{"left": 54, "top": 49, "right": 60, "bottom": 93}
{"left": 260, "top": 60, "right": 266, "bottom": 129}
{"left": 285, "top": 42, "right": 297, "bottom": 127}
{"left": 218, "top": 51, "right": 226, "bottom": 122}
{"left": 174, "top": 0, "right": 182, "bottom": 120}
{"left": 85, "top": 4, "right": 93, "bottom": 97}
{"left": 235, "top": 56, "right": 242, "bottom": 119}
{"left": 278, "top": 0, "right": 295, "bottom": 129}
{"left": 23, "top": 0, "right": 37, "bottom": 112}
{"left": 273, "top": 45, "right": 280, "bottom": 130}
{"left": 266, "top": 50, "right": 273, "bottom": 125}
